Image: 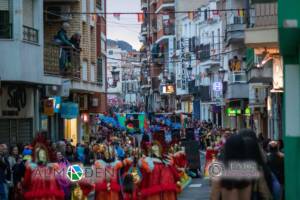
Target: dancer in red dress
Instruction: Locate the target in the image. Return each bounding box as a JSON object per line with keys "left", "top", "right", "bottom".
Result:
{"left": 94, "top": 144, "right": 123, "bottom": 200}
{"left": 140, "top": 141, "right": 179, "bottom": 200}
{"left": 22, "top": 134, "right": 64, "bottom": 200}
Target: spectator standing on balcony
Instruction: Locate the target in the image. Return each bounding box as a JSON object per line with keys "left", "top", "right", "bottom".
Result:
{"left": 70, "top": 32, "right": 81, "bottom": 50}
{"left": 54, "top": 22, "right": 75, "bottom": 72}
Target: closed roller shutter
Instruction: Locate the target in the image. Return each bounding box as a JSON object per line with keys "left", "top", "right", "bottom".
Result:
{"left": 0, "top": 119, "right": 10, "bottom": 144}
{"left": 0, "top": 118, "right": 32, "bottom": 145}
{"left": 18, "top": 119, "right": 32, "bottom": 145}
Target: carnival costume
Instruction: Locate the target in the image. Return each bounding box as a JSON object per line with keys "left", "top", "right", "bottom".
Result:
{"left": 94, "top": 144, "right": 123, "bottom": 200}
{"left": 140, "top": 141, "right": 180, "bottom": 200}
{"left": 172, "top": 145, "right": 191, "bottom": 190}
{"left": 23, "top": 134, "right": 64, "bottom": 200}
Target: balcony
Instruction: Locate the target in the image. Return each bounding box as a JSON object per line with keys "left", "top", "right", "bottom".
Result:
{"left": 156, "top": 0, "right": 175, "bottom": 13}
{"left": 141, "top": 0, "right": 148, "bottom": 9}
{"left": 245, "top": 2, "right": 278, "bottom": 48}
{"left": 196, "top": 44, "right": 210, "bottom": 62}
{"left": 141, "top": 24, "right": 148, "bottom": 36}
{"left": 227, "top": 71, "right": 249, "bottom": 99}
{"left": 163, "top": 23, "right": 175, "bottom": 35}
{"left": 23, "top": 25, "right": 39, "bottom": 44}
{"left": 0, "top": 24, "right": 12, "bottom": 39}
{"left": 229, "top": 71, "right": 247, "bottom": 83}
{"left": 44, "top": 43, "right": 81, "bottom": 80}
{"left": 226, "top": 16, "right": 246, "bottom": 44}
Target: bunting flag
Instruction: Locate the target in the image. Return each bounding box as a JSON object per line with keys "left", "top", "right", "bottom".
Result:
{"left": 188, "top": 11, "right": 195, "bottom": 20}
{"left": 113, "top": 13, "right": 121, "bottom": 20}
{"left": 238, "top": 9, "right": 245, "bottom": 17}
{"left": 137, "top": 13, "right": 144, "bottom": 23}
{"left": 212, "top": 10, "right": 219, "bottom": 16}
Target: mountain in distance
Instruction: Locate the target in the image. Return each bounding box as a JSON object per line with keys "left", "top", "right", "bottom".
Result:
{"left": 107, "top": 39, "right": 135, "bottom": 52}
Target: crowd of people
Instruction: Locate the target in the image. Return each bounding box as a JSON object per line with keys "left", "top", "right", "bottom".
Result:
{"left": 200, "top": 127, "right": 284, "bottom": 200}
{"left": 0, "top": 129, "right": 191, "bottom": 200}
{"left": 0, "top": 116, "right": 285, "bottom": 200}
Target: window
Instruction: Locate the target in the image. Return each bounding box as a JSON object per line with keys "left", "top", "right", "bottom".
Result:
{"left": 97, "top": 58, "right": 104, "bottom": 85}
{"left": 108, "top": 50, "right": 113, "bottom": 55}
{"left": 211, "top": 31, "right": 214, "bottom": 50}
{"left": 23, "top": 0, "right": 33, "bottom": 27}
{"left": 90, "top": 0, "right": 95, "bottom": 26}
{"left": 90, "top": 63, "right": 95, "bottom": 82}
{"left": 81, "top": 0, "right": 87, "bottom": 22}
{"left": 82, "top": 61, "right": 88, "bottom": 81}
{"left": 0, "top": 0, "right": 11, "bottom": 38}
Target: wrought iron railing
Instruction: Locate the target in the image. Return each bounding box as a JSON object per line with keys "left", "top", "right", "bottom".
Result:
{"left": 249, "top": 2, "right": 278, "bottom": 27}
{"left": 23, "top": 25, "right": 38, "bottom": 43}
{"left": 229, "top": 71, "right": 247, "bottom": 83}
{"left": 44, "top": 43, "right": 81, "bottom": 79}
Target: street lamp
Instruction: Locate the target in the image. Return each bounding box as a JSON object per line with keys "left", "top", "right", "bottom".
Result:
{"left": 111, "top": 68, "right": 120, "bottom": 82}
{"left": 187, "top": 65, "right": 193, "bottom": 80}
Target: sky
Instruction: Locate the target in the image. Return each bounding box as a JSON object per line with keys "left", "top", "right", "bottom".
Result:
{"left": 107, "top": 0, "right": 142, "bottom": 50}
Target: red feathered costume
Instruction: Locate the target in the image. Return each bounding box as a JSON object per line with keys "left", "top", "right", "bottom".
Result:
{"left": 94, "top": 159, "right": 123, "bottom": 200}
{"left": 23, "top": 134, "right": 64, "bottom": 200}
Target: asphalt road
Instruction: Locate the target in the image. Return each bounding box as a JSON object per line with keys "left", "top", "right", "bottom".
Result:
{"left": 178, "top": 178, "right": 211, "bottom": 200}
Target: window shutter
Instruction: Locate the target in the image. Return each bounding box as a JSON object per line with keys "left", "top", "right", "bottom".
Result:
{"left": 0, "top": 0, "right": 8, "bottom": 10}
{"left": 82, "top": 61, "right": 88, "bottom": 81}
{"left": 90, "top": 64, "right": 95, "bottom": 82}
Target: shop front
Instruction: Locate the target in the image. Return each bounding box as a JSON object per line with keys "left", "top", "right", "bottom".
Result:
{"left": 61, "top": 102, "right": 79, "bottom": 146}
{"left": 0, "top": 86, "right": 36, "bottom": 145}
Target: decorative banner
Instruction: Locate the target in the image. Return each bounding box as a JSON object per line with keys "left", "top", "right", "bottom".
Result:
{"left": 113, "top": 13, "right": 121, "bottom": 20}
{"left": 188, "top": 11, "right": 195, "bottom": 20}
{"left": 137, "top": 13, "right": 144, "bottom": 23}
{"left": 212, "top": 10, "right": 219, "bottom": 16}
{"left": 61, "top": 102, "right": 79, "bottom": 119}
{"left": 44, "top": 99, "right": 54, "bottom": 116}
{"left": 237, "top": 9, "right": 245, "bottom": 17}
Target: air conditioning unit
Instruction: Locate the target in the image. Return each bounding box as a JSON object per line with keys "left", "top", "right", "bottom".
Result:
{"left": 45, "top": 85, "right": 62, "bottom": 97}
{"left": 45, "top": 5, "right": 72, "bottom": 22}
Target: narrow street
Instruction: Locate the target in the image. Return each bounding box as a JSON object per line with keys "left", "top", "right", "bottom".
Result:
{"left": 179, "top": 178, "right": 210, "bottom": 200}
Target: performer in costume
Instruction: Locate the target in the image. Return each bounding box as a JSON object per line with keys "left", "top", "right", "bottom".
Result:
{"left": 140, "top": 141, "right": 179, "bottom": 200}
{"left": 204, "top": 143, "right": 218, "bottom": 177}
{"left": 172, "top": 144, "right": 191, "bottom": 190}
{"left": 122, "top": 148, "right": 143, "bottom": 200}
{"left": 23, "top": 134, "right": 65, "bottom": 200}
{"left": 55, "top": 151, "right": 71, "bottom": 200}
{"left": 94, "top": 143, "right": 123, "bottom": 200}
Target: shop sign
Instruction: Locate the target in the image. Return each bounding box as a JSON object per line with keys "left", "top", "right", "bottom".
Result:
{"left": 213, "top": 82, "right": 223, "bottom": 92}
{"left": 226, "top": 107, "right": 241, "bottom": 117}
{"left": 62, "top": 80, "right": 71, "bottom": 97}
{"left": 50, "top": 96, "right": 61, "bottom": 113}
{"left": 44, "top": 99, "right": 54, "bottom": 116}
{"left": 162, "top": 85, "right": 175, "bottom": 94}
{"left": 245, "top": 107, "right": 251, "bottom": 116}
{"left": 0, "top": 86, "right": 34, "bottom": 117}
{"left": 61, "top": 102, "right": 79, "bottom": 119}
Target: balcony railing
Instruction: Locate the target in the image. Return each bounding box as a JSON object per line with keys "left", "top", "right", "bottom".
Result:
{"left": 23, "top": 25, "right": 39, "bottom": 44}
{"left": 163, "top": 24, "right": 175, "bottom": 35}
{"left": 44, "top": 43, "right": 80, "bottom": 79}
{"left": 229, "top": 71, "right": 247, "bottom": 83}
{"left": 0, "top": 23, "right": 12, "bottom": 39}
{"left": 250, "top": 2, "right": 278, "bottom": 27}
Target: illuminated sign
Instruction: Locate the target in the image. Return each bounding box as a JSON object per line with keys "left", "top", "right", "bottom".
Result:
{"left": 213, "top": 82, "right": 223, "bottom": 92}
{"left": 226, "top": 107, "right": 241, "bottom": 117}
{"left": 245, "top": 107, "right": 251, "bottom": 116}
{"left": 162, "top": 85, "right": 174, "bottom": 94}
